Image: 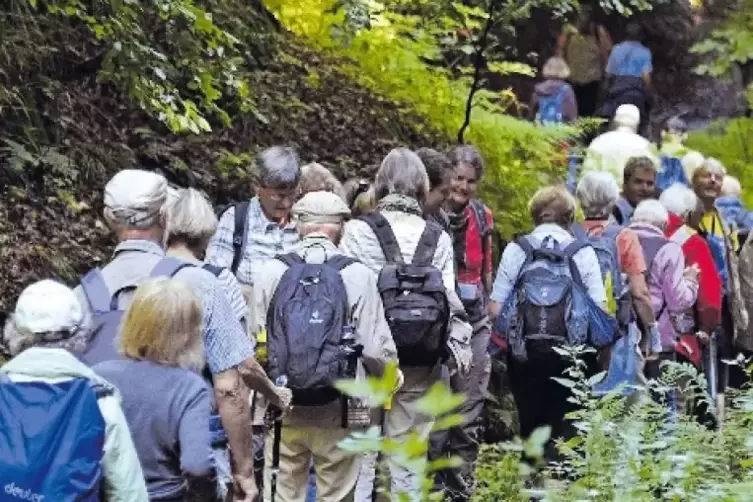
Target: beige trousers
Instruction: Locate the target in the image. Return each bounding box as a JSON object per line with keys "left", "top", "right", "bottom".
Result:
{"left": 263, "top": 425, "right": 359, "bottom": 502}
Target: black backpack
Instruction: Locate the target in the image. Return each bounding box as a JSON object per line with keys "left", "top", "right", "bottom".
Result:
{"left": 358, "top": 213, "right": 450, "bottom": 367}
{"left": 266, "top": 254, "right": 361, "bottom": 407}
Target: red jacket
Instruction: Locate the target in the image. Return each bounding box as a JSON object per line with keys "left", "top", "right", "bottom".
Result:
{"left": 665, "top": 213, "right": 722, "bottom": 333}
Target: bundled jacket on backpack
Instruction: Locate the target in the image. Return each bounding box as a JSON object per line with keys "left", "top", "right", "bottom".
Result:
{"left": 716, "top": 196, "right": 753, "bottom": 231}
{"left": 529, "top": 79, "right": 578, "bottom": 124}
{"left": 630, "top": 222, "right": 700, "bottom": 349}
{"left": 0, "top": 348, "right": 148, "bottom": 502}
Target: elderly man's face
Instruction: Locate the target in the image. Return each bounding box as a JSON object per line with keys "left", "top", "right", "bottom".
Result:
{"left": 624, "top": 167, "right": 656, "bottom": 207}
{"left": 449, "top": 163, "right": 477, "bottom": 210}
{"left": 693, "top": 168, "right": 723, "bottom": 202}
{"left": 257, "top": 185, "right": 297, "bottom": 223}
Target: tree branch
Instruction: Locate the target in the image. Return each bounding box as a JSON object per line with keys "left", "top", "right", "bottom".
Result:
{"left": 457, "top": 0, "right": 500, "bottom": 144}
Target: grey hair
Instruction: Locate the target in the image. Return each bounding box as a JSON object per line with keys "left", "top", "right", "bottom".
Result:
{"left": 576, "top": 171, "right": 620, "bottom": 218}
{"left": 699, "top": 157, "right": 726, "bottom": 177}
{"left": 373, "top": 148, "right": 430, "bottom": 203}
{"left": 2, "top": 312, "right": 93, "bottom": 357}
{"left": 297, "top": 221, "right": 343, "bottom": 239}
{"left": 255, "top": 146, "right": 301, "bottom": 189}
{"left": 449, "top": 145, "right": 485, "bottom": 180}
{"left": 299, "top": 163, "right": 346, "bottom": 200}
{"left": 633, "top": 199, "right": 669, "bottom": 229}
{"left": 167, "top": 188, "right": 218, "bottom": 252}
{"left": 722, "top": 175, "right": 742, "bottom": 198}
{"left": 659, "top": 183, "right": 698, "bottom": 217}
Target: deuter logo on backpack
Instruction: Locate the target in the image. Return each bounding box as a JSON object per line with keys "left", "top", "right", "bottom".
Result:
{"left": 4, "top": 483, "right": 44, "bottom": 502}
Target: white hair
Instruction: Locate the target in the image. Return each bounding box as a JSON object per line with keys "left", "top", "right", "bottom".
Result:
{"left": 167, "top": 188, "right": 218, "bottom": 251}
{"left": 721, "top": 175, "right": 742, "bottom": 198}
{"left": 681, "top": 151, "right": 705, "bottom": 184}
{"left": 690, "top": 157, "right": 726, "bottom": 182}
{"left": 659, "top": 183, "right": 698, "bottom": 217}
{"left": 614, "top": 104, "right": 640, "bottom": 131}
{"left": 373, "top": 148, "right": 430, "bottom": 203}
{"left": 633, "top": 199, "right": 669, "bottom": 229}
{"left": 576, "top": 171, "right": 620, "bottom": 218}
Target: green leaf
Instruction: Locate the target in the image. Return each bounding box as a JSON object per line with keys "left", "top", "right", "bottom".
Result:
{"left": 431, "top": 413, "right": 465, "bottom": 432}
{"left": 415, "top": 382, "right": 465, "bottom": 417}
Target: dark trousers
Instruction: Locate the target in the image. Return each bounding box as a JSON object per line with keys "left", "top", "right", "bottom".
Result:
{"left": 572, "top": 80, "right": 601, "bottom": 118}
{"left": 508, "top": 343, "right": 575, "bottom": 462}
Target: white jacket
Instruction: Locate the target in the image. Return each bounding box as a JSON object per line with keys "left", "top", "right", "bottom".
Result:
{"left": 1, "top": 348, "right": 149, "bottom": 502}
{"left": 582, "top": 127, "right": 658, "bottom": 186}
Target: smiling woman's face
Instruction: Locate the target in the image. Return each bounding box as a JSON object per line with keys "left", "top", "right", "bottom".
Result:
{"left": 449, "top": 163, "right": 477, "bottom": 210}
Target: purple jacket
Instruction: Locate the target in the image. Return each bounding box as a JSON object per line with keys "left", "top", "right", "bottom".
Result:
{"left": 630, "top": 222, "right": 700, "bottom": 348}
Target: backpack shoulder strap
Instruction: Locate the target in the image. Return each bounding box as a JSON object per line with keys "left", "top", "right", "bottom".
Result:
{"left": 358, "top": 212, "right": 404, "bottom": 264}
{"left": 80, "top": 269, "right": 113, "bottom": 314}
{"left": 571, "top": 223, "right": 588, "bottom": 240}
{"left": 326, "top": 255, "right": 358, "bottom": 271}
{"left": 563, "top": 238, "right": 588, "bottom": 286}
{"left": 150, "top": 257, "right": 195, "bottom": 278}
{"left": 276, "top": 253, "right": 305, "bottom": 268}
{"left": 202, "top": 263, "right": 225, "bottom": 278}
{"left": 470, "top": 200, "right": 490, "bottom": 236}
{"left": 413, "top": 221, "right": 443, "bottom": 267}
{"left": 231, "top": 201, "right": 250, "bottom": 274}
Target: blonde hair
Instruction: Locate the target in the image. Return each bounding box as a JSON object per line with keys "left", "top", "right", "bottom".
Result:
{"left": 299, "top": 163, "right": 346, "bottom": 201}
{"left": 167, "top": 188, "right": 218, "bottom": 253}
{"left": 118, "top": 278, "right": 205, "bottom": 371}
{"left": 529, "top": 185, "right": 576, "bottom": 226}
{"left": 542, "top": 57, "right": 571, "bottom": 80}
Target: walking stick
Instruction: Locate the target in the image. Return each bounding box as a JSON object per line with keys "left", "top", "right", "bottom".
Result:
{"left": 269, "top": 375, "right": 287, "bottom": 502}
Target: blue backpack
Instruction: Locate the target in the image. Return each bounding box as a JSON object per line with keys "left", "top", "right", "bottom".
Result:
{"left": 572, "top": 223, "right": 632, "bottom": 332}
{"left": 0, "top": 374, "right": 112, "bottom": 501}
{"left": 266, "top": 253, "right": 360, "bottom": 408}
{"left": 79, "top": 257, "right": 194, "bottom": 366}
{"left": 537, "top": 84, "right": 570, "bottom": 126}
{"left": 656, "top": 155, "right": 689, "bottom": 192}
{"left": 499, "top": 235, "right": 590, "bottom": 361}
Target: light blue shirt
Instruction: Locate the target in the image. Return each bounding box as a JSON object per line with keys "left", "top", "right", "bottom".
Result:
{"left": 606, "top": 41, "right": 652, "bottom": 77}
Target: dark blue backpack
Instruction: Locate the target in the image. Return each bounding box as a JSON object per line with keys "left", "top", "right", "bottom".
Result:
{"left": 656, "top": 155, "right": 689, "bottom": 192}
{"left": 0, "top": 374, "right": 112, "bottom": 501}
{"left": 79, "top": 257, "right": 194, "bottom": 366}
{"left": 266, "top": 253, "right": 360, "bottom": 407}
{"left": 537, "top": 84, "right": 570, "bottom": 126}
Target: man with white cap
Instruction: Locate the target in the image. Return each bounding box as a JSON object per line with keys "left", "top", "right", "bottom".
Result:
{"left": 582, "top": 104, "right": 658, "bottom": 185}
{"left": 0, "top": 280, "right": 148, "bottom": 502}
{"left": 251, "top": 191, "right": 399, "bottom": 502}
{"left": 75, "top": 169, "right": 290, "bottom": 501}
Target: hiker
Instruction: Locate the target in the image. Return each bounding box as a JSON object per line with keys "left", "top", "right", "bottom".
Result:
{"left": 489, "top": 186, "right": 606, "bottom": 458}
{"left": 574, "top": 172, "right": 657, "bottom": 373}
{"left": 689, "top": 158, "right": 749, "bottom": 391}
{"left": 582, "top": 104, "right": 656, "bottom": 184}
{"left": 340, "top": 148, "right": 473, "bottom": 499}
{"left": 343, "top": 178, "right": 376, "bottom": 217}
{"left": 601, "top": 22, "right": 653, "bottom": 132}
{"left": 167, "top": 188, "right": 248, "bottom": 327}
{"left": 555, "top": 4, "right": 612, "bottom": 117}
{"left": 528, "top": 57, "right": 578, "bottom": 124}
{"left": 613, "top": 156, "right": 658, "bottom": 225}
{"left": 417, "top": 147, "right": 454, "bottom": 234}
{"left": 206, "top": 146, "right": 301, "bottom": 285}
{"left": 656, "top": 118, "right": 693, "bottom": 191}
{"left": 629, "top": 200, "right": 699, "bottom": 391}
{"left": 432, "top": 145, "right": 493, "bottom": 500}
{"left": 0, "top": 280, "right": 148, "bottom": 501}
{"left": 682, "top": 151, "right": 705, "bottom": 189}
{"left": 251, "top": 191, "right": 398, "bottom": 502}
{"left": 93, "top": 278, "right": 216, "bottom": 501}
{"left": 299, "top": 162, "right": 346, "bottom": 200}
{"left": 659, "top": 184, "right": 722, "bottom": 422}
{"left": 717, "top": 175, "right": 753, "bottom": 231}
{"left": 74, "top": 169, "right": 289, "bottom": 501}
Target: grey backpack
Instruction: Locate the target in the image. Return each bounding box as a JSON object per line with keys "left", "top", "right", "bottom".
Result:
{"left": 79, "top": 257, "right": 193, "bottom": 366}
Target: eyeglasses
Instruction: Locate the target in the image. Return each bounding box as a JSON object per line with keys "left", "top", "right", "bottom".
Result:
{"left": 260, "top": 186, "right": 297, "bottom": 203}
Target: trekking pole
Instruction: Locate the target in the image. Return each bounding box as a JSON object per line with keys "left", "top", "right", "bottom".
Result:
{"left": 706, "top": 332, "right": 720, "bottom": 426}
{"left": 371, "top": 407, "right": 386, "bottom": 502}
{"left": 270, "top": 375, "right": 287, "bottom": 502}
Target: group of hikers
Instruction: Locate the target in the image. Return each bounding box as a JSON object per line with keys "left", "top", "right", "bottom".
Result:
{"left": 1, "top": 10, "right": 752, "bottom": 502}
